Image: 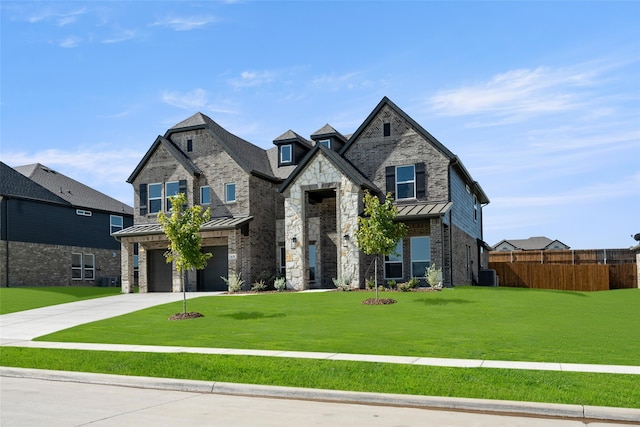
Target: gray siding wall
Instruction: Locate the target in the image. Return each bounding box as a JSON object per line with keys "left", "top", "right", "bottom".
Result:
{"left": 449, "top": 168, "right": 482, "bottom": 239}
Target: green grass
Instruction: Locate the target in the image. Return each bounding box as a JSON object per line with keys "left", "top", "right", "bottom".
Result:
{"left": 38, "top": 287, "right": 640, "bottom": 365}
{"left": 0, "top": 286, "right": 122, "bottom": 314}
{"left": 2, "top": 347, "right": 638, "bottom": 408}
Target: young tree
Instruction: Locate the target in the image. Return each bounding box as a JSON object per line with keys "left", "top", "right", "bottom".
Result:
{"left": 355, "top": 191, "right": 407, "bottom": 301}
{"left": 158, "top": 192, "right": 212, "bottom": 316}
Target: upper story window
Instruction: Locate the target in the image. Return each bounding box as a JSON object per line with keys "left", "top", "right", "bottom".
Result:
{"left": 473, "top": 194, "right": 478, "bottom": 221}
{"left": 148, "top": 183, "right": 162, "bottom": 214}
{"left": 225, "top": 183, "right": 236, "bottom": 203}
{"left": 165, "top": 181, "right": 180, "bottom": 211}
{"left": 396, "top": 165, "right": 416, "bottom": 199}
{"left": 200, "top": 186, "right": 211, "bottom": 205}
{"left": 319, "top": 139, "right": 331, "bottom": 149}
{"left": 280, "top": 144, "right": 292, "bottom": 164}
{"left": 187, "top": 139, "right": 193, "bottom": 152}
{"left": 383, "top": 122, "right": 391, "bottom": 137}
{"left": 110, "top": 215, "right": 123, "bottom": 234}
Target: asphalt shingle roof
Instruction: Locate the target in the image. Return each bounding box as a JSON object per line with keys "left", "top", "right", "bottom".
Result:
{"left": 0, "top": 162, "right": 69, "bottom": 204}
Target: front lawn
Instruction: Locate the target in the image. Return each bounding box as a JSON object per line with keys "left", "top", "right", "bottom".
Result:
{"left": 0, "top": 287, "right": 122, "bottom": 315}
{"left": 36, "top": 287, "right": 640, "bottom": 365}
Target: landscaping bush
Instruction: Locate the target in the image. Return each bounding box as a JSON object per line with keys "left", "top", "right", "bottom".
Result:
{"left": 222, "top": 272, "right": 243, "bottom": 293}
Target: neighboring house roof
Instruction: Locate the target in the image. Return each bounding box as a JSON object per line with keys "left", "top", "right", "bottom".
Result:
{"left": 493, "top": 236, "right": 570, "bottom": 251}
{"left": 0, "top": 162, "right": 70, "bottom": 204}
{"left": 14, "top": 163, "right": 133, "bottom": 214}
{"left": 340, "top": 96, "right": 489, "bottom": 205}
{"left": 113, "top": 216, "right": 253, "bottom": 238}
{"left": 278, "top": 144, "right": 378, "bottom": 193}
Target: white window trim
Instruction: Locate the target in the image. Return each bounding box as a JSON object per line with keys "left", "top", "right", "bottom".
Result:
{"left": 384, "top": 241, "right": 403, "bottom": 279}
{"left": 280, "top": 144, "right": 292, "bottom": 163}
{"left": 225, "top": 183, "right": 236, "bottom": 203}
{"left": 473, "top": 194, "right": 478, "bottom": 222}
{"left": 148, "top": 183, "right": 162, "bottom": 214}
{"left": 396, "top": 165, "right": 416, "bottom": 200}
{"left": 319, "top": 139, "right": 331, "bottom": 149}
{"left": 110, "top": 215, "right": 123, "bottom": 235}
{"left": 72, "top": 253, "right": 83, "bottom": 280}
{"left": 165, "top": 181, "right": 180, "bottom": 212}
{"left": 83, "top": 253, "right": 95, "bottom": 280}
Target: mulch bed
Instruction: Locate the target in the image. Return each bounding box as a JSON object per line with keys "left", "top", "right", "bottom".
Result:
{"left": 168, "top": 312, "right": 205, "bottom": 321}
{"left": 361, "top": 298, "right": 397, "bottom": 305}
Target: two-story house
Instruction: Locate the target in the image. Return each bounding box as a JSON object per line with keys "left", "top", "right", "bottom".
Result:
{"left": 114, "top": 97, "right": 489, "bottom": 292}
{"left": 1, "top": 162, "right": 133, "bottom": 287}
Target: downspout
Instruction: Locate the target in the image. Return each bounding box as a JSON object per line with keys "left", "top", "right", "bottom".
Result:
{"left": 3, "top": 197, "right": 9, "bottom": 287}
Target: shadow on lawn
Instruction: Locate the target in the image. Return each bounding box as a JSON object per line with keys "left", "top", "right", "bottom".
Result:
{"left": 221, "top": 311, "right": 286, "bottom": 320}
{"left": 414, "top": 298, "right": 473, "bottom": 306}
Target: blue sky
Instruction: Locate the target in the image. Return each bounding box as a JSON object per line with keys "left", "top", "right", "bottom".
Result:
{"left": 1, "top": 1, "right": 639, "bottom": 249}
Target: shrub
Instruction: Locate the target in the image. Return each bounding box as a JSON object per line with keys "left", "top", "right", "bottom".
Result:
{"left": 221, "top": 273, "right": 243, "bottom": 293}
{"left": 398, "top": 282, "right": 413, "bottom": 292}
{"left": 251, "top": 280, "right": 267, "bottom": 292}
{"left": 332, "top": 277, "right": 351, "bottom": 292}
{"left": 408, "top": 277, "right": 420, "bottom": 288}
{"left": 386, "top": 279, "right": 397, "bottom": 290}
{"left": 426, "top": 264, "right": 443, "bottom": 288}
{"left": 366, "top": 277, "right": 376, "bottom": 290}
{"left": 274, "top": 277, "right": 286, "bottom": 292}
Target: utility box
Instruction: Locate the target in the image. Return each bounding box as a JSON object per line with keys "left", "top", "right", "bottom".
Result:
{"left": 478, "top": 269, "right": 498, "bottom": 286}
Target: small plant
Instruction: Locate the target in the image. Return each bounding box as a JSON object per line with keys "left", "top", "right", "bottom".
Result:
{"left": 251, "top": 279, "right": 267, "bottom": 292}
{"left": 274, "top": 277, "right": 286, "bottom": 292}
{"left": 221, "top": 272, "right": 243, "bottom": 293}
{"left": 332, "top": 277, "right": 351, "bottom": 291}
{"left": 398, "top": 282, "right": 413, "bottom": 292}
{"left": 386, "top": 279, "right": 397, "bottom": 290}
{"left": 426, "top": 264, "right": 443, "bottom": 289}
{"left": 366, "top": 277, "right": 376, "bottom": 290}
{"left": 408, "top": 277, "right": 420, "bottom": 289}
{"left": 377, "top": 285, "right": 386, "bottom": 292}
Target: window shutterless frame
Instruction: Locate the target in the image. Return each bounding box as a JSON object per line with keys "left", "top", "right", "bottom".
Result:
{"left": 225, "top": 183, "right": 236, "bottom": 203}
{"left": 280, "top": 144, "right": 292, "bottom": 163}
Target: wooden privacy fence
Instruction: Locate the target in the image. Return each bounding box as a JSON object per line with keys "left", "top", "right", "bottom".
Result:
{"left": 488, "top": 249, "right": 637, "bottom": 291}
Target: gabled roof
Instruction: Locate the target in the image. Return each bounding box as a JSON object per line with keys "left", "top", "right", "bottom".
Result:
{"left": 273, "top": 129, "right": 314, "bottom": 149}
{"left": 14, "top": 163, "right": 132, "bottom": 214}
{"left": 127, "top": 136, "right": 201, "bottom": 183}
{"left": 493, "top": 236, "right": 570, "bottom": 251}
{"left": 339, "top": 96, "right": 489, "bottom": 204}
{"left": 311, "top": 124, "right": 348, "bottom": 143}
{"left": 340, "top": 97, "right": 455, "bottom": 159}
{"left": 0, "top": 162, "right": 69, "bottom": 204}
{"left": 278, "top": 144, "right": 378, "bottom": 194}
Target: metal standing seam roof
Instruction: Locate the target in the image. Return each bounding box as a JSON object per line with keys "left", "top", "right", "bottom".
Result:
{"left": 395, "top": 201, "right": 453, "bottom": 219}
{"left": 113, "top": 216, "right": 253, "bottom": 237}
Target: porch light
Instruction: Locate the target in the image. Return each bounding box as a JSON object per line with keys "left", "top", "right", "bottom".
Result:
{"left": 343, "top": 234, "right": 349, "bottom": 247}
{"left": 291, "top": 236, "right": 297, "bottom": 249}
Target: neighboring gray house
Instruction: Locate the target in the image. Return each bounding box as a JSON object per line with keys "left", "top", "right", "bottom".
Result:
{"left": 492, "top": 237, "right": 570, "bottom": 252}
{"left": 114, "top": 97, "right": 490, "bottom": 292}
{"left": 1, "top": 162, "right": 133, "bottom": 287}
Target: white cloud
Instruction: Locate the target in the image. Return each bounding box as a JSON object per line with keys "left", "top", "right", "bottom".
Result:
{"left": 24, "top": 6, "right": 87, "bottom": 26}
{"left": 151, "top": 16, "right": 219, "bottom": 31}
{"left": 58, "top": 36, "right": 82, "bottom": 48}
{"left": 161, "top": 88, "right": 237, "bottom": 114}
{"left": 229, "top": 70, "right": 277, "bottom": 88}
{"left": 102, "top": 29, "right": 139, "bottom": 44}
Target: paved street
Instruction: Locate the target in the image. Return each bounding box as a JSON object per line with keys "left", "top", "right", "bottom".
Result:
{"left": 0, "top": 376, "right": 627, "bottom": 427}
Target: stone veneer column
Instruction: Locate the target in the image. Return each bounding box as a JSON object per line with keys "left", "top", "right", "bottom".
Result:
{"left": 138, "top": 244, "right": 148, "bottom": 293}
{"left": 284, "top": 185, "right": 305, "bottom": 290}
{"left": 120, "top": 240, "right": 135, "bottom": 293}
{"left": 338, "top": 182, "right": 360, "bottom": 288}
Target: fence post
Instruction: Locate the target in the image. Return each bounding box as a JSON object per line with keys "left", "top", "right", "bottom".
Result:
{"left": 604, "top": 249, "right": 607, "bottom": 265}
{"left": 541, "top": 251, "right": 543, "bottom": 264}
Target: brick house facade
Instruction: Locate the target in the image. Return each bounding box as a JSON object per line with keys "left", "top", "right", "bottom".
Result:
{"left": 115, "top": 97, "right": 489, "bottom": 292}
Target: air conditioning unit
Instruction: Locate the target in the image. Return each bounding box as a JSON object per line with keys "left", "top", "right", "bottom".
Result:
{"left": 478, "top": 269, "right": 498, "bottom": 286}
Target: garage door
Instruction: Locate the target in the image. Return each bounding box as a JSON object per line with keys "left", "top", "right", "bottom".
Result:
{"left": 147, "top": 249, "right": 172, "bottom": 292}
{"left": 198, "top": 246, "right": 228, "bottom": 291}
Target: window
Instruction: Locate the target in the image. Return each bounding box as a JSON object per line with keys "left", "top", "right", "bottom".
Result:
{"left": 72, "top": 253, "right": 82, "bottom": 280}
{"left": 396, "top": 165, "right": 416, "bottom": 199}
{"left": 76, "top": 209, "right": 92, "bottom": 217}
{"left": 187, "top": 139, "right": 193, "bottom": 152}
{"left": 200, "top": 186, "right": 211, "bottom": 205}
{"left": 383, "top": 122, "right": 391, "bottom": 137}
{"left": 72, "top": 253, "right": 94, "bottom": 280}
{"left": 148, "top": 183, "right": 162, "bottom": 214}
{"left": 84, "top": 253, "right": 95, "bottom": 280}
{"left": 165, "top": 181, "right": 180, "bottom": 211}
{"left": 110, "top": 215, "right": 123, "bottom": 234}
{"left": 384, "top": 240, "right": 403, "bottom": 279}
{"left": 473, "top": 194, "right": 478, "bottom": 221}
{"left": 225, "top": 183, "right": 236, "bottom": 203}
{"left": 319, "top": 139, "right": 331, "bottom": 148}
{"left": 280, "top": 144, "right": 292, "bottom": 163}
{"left": 411, "top": 237, "right": 431, "bottom": 277}
{"left": 308, "top": 244, "right": 316, "bottom": 282}
{"left": 279, "top": 246, "right": 286, "bottom": 276}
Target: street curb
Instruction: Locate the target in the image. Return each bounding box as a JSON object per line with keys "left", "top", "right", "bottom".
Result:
{"left": 2, "top": 367, "right": 639, "bottom": 423}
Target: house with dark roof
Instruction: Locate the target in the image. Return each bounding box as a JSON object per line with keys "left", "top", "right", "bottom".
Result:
{"left": 114, "top": 97, "right": 489, "bottom": 292}
{"left": 0, "top": 162, "right": 133, "bottom": 287}
{"left": 492, "top": 236, "right": 570, "bottom": 252}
